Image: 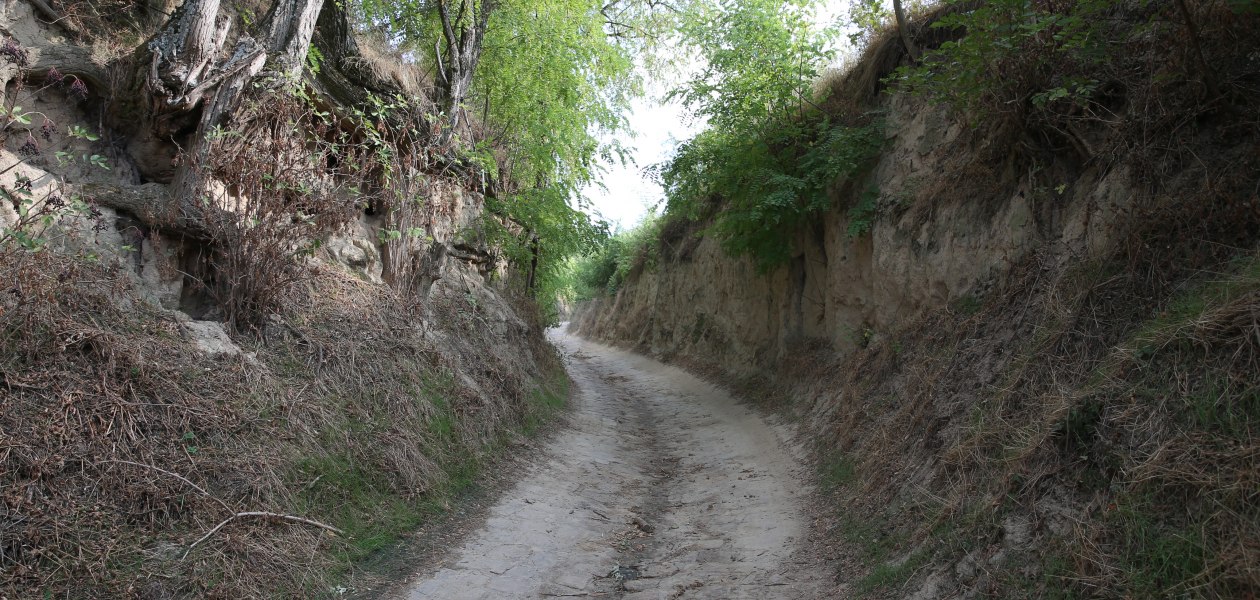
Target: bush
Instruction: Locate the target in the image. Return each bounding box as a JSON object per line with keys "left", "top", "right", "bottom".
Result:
{"left": 566, "top": 214, "right": 663, "bottom": 300}
{"left": 190, "top": 90, "right": 364, "bottom": 331}
{"left": 660, "top": 118, "right": 883, "bottom": 271}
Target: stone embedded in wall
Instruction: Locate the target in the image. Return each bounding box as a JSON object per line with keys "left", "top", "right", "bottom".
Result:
{"left": 326, "top": 219, "right": 385, "bottom": 284}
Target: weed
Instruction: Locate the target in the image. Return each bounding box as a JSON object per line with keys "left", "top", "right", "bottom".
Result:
{"left": 1106, "top": 493, "right": 1208, "bottom": 598}
{"left": 839, "top": 511, "right": 907, "bottom": 566}
{"left": 193, "top": 92, "right": 363, "bottom": 331}
{"left": 950, "top": 294, "right": 983, "bottom": 317}
{"left": 820, "top": 451, "right": 858, "bottom": 491}
{"left": 846, "top": 185, "right": 882, "bottom": 239}
{"left": 522, "top": 372, "right": 569, "bottom": 435}
{"left": 855, "top": 546, "right": 931, "bottom": 595}
{"left": 1054, "top": 399, "right": 1103, "bottom": 455}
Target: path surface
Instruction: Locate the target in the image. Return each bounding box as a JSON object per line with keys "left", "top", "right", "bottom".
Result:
{"left": 396, "top": 329, "right": 829, "bottom": 599}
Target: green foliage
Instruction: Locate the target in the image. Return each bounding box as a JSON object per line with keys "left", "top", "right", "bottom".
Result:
{"left": 1107, "top": 492, "right": 1208, "bottom": 598}
{"left": 855, "top": 546, "right": 931, "bottom": 595}
{"left": 482, "top": 186, "right": 610, "bottom": 323}
{"left": 304, "top": 44, "right": 324, "bottom": 75}
{"left": 0, "top": 49, "right": 108, "bottom": 250}
{"left": 660, "top": 118, "right": 883, "bottom": 271}
{"left": 655, "top": 0, "right": 884, "bottom": 271}
{"left": 847, "top": 0, "right": 889, "bottom": 48}
{"left": 670, "top": 0, "right": 832, "bottom": 133}
{"left": 564, "top": 214, "right": 663, "bottom": 301}
{"left": 893, "top": 0, "right": 1117, "bottom": 118}
{"left": 474, "top": 0, "right": 637, "bottom": 195}
{"left": 819, "top": 450, "right": 857, "bottom": 491}
{"left": 845, "top": 184, "right": 881, "bottom": 238}
{"left": 356, "top": 0, "right": 640, "bottom": 319}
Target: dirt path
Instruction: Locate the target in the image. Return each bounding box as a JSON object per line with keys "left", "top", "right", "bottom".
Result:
{"left": 395, "top": 329, "right": 830, "bottom": 599}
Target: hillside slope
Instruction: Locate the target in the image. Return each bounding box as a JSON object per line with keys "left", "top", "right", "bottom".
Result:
{"left": 0, "top": 1, "right": 567, "bottom": 597}
{"left": 572, "top": 3, "right": 1260, "bottom": 598}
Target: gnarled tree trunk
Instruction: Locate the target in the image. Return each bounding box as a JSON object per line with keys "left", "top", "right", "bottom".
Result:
{"left": 436, "top": 0, "right": 496, "bottom": 144}
{"left": 893, "top": 0, "right": 920, "bottom": 62}
{"left": 26, "top": 0, "right": 415, "bottom": 236}
{"left": 145, "top": 0, "right": 324, "bottom": 210}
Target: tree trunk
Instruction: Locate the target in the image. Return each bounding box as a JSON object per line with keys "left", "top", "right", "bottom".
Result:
{"left": 38, "top": 0, "right": 407, "bottom": 237}
{"left": 436, "top": 0, "right": 496, "bottom": 144}
{"left": 893, "top": 0, "right": 920, "bottom": 62}
{"left": 141, "top": 0, "right": 324, "bottom": 218}
{"left": 526, "top": 232, "right": 539, "bottom": 296}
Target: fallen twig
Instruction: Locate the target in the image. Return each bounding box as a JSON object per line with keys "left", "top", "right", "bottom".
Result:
{"left": 183, "top": 512, "right": 345, "bottom": 559}
{"left": 101, "top": 459, "right": 230, "bottom": 512}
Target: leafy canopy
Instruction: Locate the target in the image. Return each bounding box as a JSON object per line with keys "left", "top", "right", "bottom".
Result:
{"left": 356, "top": 0, "right": 652, "bottom": 316}
{"left": 656, "top": 0, "right": 883, "bottom": 271}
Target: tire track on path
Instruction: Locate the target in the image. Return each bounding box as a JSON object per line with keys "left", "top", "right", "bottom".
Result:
{"left": 395, "top": 329, "right": 828, "bottom": 599}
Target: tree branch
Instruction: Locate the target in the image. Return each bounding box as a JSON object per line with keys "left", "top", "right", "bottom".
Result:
{"left": 893, "top": 0, "right": 920, "bottom": 62}
{"left": 183, "top": 512, "right": 345, "bottom": 559}
{"left": 101, "top": 459, "right": 231, "bottom": 512}
{"left": 25, "top": 0, "right": 83, "bottom": 35}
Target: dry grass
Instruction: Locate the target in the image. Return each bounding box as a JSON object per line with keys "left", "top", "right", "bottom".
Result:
{"left": 0, "top": 243, "right": 563, "bottom": 598}
{"left": 351, "top": 32, "right": 436, "bottom": 104}
{"left": 569, "top": 2, "right": 1260, "bottom": 597}
{"left": 794, "top": 176, "right": 1260, "bottom": 598}
{"left": 813, "top": 1, "right": 968, "bottom": 119}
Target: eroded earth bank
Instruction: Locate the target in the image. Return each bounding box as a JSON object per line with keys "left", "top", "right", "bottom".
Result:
{"left": 389, "top": 328, "right": 830, "bottom": 599}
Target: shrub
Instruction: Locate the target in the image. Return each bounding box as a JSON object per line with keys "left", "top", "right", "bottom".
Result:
{"left": 190, "top": 90, "right": 364, "bottom": 331}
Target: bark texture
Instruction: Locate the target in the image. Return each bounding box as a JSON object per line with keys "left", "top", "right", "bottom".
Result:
{"left": 893, "top": 0, "right": 920, "bottom": 62}
{"left": 436, "top": 0, "right": 495, "bottom": 141}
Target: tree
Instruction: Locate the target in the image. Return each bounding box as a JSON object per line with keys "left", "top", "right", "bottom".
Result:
{"left": 434, "top": 0, "right": 497, "bottom": 141}
{"left": 670, "top": 0, "right": 832, "bottom": 134}
{"left": 892, "top": 0, "right": 920, "bottom": 61}
{"left": 359, "top": 0, "right": 645, "bottom": 309}
{"left": 652, "top": 0, "right": 888, "bottom": 270}
{"left": 143, "top": 0, "right": 324, "bottom": 202}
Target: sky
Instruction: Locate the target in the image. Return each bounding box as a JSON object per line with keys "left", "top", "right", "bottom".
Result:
{"left": 579, "top": 89, "right": 703, "bottom": 231}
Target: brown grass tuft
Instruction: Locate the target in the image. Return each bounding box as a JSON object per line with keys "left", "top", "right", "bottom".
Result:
{"left": 1, "top": 243, "right": 562, "bottom": 597}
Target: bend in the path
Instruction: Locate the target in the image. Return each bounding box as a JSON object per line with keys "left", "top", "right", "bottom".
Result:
{"left": 394, "top": 330, "right": 828, "bottom": 599}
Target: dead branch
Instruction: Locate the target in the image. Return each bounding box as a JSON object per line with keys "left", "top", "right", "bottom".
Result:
{"left": 101, "top": 459, "right": 231, "bottom": 512}
{"left": 25, "top": 0, "right": 83, "bottom": 36}
{"left": 183, "top": 512, "right": 345, "bottom": 559}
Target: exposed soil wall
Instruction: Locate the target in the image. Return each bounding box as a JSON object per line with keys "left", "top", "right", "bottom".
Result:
{"left": 573, "top": 92, "right": 1130, "bottom": 370}
{"left": 570, "top": 28, "right": 1260, "bottom": 600}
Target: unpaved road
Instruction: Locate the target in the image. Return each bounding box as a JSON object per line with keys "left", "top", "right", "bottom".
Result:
{"left": 395, "top": 329, "right": 830, "bottom": 599}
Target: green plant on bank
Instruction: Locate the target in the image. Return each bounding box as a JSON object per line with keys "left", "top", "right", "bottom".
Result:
{"left": 819, "top": 450, "right": 857, "bottom": 491}
{"left": 855, "top": 546, "right": 931, "bottom": 595}
{"left": 890, "top": 0, "right": 1115, "bottom": 118}
{"left": 563, "top": 213, "right": 664, "bottom": 301}
{"left": 888, "top": 0, "right": 1257, "bottom": 125}
{"left": 0, "top": 44, "right": 108, "bottom": 250}
{"left": 1105, "top": 491, "right": 1209, "bottom": 598}
{"left": 846, "top": 184, "right": 881, "bottom": 238}
{"left": 653, "top": 0, "right": 884, "bottom": 271}
{"left": 292, "top": 369, "right": 569, "bottom": 574}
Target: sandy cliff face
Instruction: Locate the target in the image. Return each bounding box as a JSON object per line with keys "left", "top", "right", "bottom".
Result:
{"left": 572, "top": 93, "right": 1132, "bottom": 372}
{"left": 570, "top": 25, "right": 1260, "bottom": 595}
